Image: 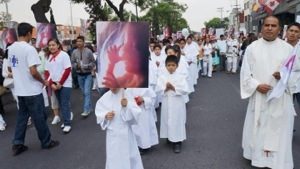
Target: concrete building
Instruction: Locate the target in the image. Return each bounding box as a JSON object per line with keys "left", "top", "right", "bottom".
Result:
{"left": 244, "top": 0, "right": 255, "bottom": 33}
{"left": 56, "top": 24, "right": 81, "bottom": 41}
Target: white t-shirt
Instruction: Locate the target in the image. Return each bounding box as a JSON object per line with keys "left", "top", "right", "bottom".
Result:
{"left": 217, "top": 40, "right": 227, "bottom": 53}
{"left": 45, "top": 51, "right": 72, "bottom": 88}
{"left": 8, "top": 41, "right": 43, "bottom": 96}
{"left": 203, "top": 43, "right": 213, "bottom": 56}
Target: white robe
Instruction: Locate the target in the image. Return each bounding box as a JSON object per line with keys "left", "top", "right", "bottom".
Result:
{"left": 127, "top": 88, "right": 159, "bottom": 149}
{"left": 156, "top": 71, "right": 189, "bottom": 142}
{"left": 161, "top": 56, "right": 191, "bottom": 103}
{"left": 184, "top": 41, "right": 199, "bottom": 85}
{"left": 95, "top": 89, "right": 144, "bottom": 169}
{"left": 240, "top": 38, "right": 295, "bottom": 169}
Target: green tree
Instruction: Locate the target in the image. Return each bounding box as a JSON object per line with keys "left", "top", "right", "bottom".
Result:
{"left": 204, "top": 17, "right": 228, "bottom": 29}
{"left": 142, "top": 0, "right": 188, "bottom": 36}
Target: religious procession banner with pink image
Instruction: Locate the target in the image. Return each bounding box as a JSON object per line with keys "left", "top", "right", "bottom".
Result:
{"left": 96, "top": 22, "right": 149, "bottom": 88}
{"left": 36, "top": 23, "right": 57, "bottom": 49}
{"left": 0, "top": 21, "right": 18, "bottom": 49}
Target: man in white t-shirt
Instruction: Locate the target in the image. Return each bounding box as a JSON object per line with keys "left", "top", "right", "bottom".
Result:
{"left": 8, "top": 23, "right": 59, "bottom": 156}
{"left": 216, "top": 35, "right": 227, "bottom": 71}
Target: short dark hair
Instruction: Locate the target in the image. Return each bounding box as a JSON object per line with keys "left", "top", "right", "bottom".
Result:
{"left": 220, "top": 35, "right": 224, "bottom": 38}
{"left": 76, "top": 35, "right": 85, "bottom": 42}
{"left": 162, "top": 39, "right": 170, "bottom": 46}
{"left": 262, "top": 15, "right": 281, "bottom": 27}
{"left": 47, "top": 38, "right": 63, "bottom": 50}
{"left": 153, "top": 44, "right": 162, "bottom": 50}
{"left": 165, "top": 45, "right": 174, "bottom": 54}
{"left": 179, "top": 38, "right": 186, "bottom": 43}
{"left": 187, "top": 34, "right": 193, "bottom": 40}
{"left": 165, "top": 55, "right": 178, "bottom": 66}
{"left": 287, "top": 22, "right": 300, "bottom": 30}
{"left": 17, "top": 22, "right": 34, "bottom": 37}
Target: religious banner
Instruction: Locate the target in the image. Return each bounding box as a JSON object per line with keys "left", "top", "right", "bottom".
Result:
{"left": 215, "top": 28, "right": 225, "bottom": 39}
{"left": 80, "top": 19, "right": 91, "bottom": 37}
{"left": 264, "top": 0, "right": 280, "bottom": 14}
{"left": 0, "top": 27, "right": 18, "bottom": 49}
{"left": 96, "top": 22, "right": 149, "bottom": 88}
{"left": 163, "top": 26, "right": 172, "bottom": 38}
{"left": 36, "top": 23, "right": 57, "bottom": 49}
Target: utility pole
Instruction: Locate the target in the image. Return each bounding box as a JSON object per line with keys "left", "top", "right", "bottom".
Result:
{"left": 232, "top": 0, "right": 240, "bottom": 33}
{"left": 70, "top": 1, "right": 74, "bottom": 40}
{"left": 217, "top": 7, "right": 224, "bottom": 20}
{"left": 135, "top": 0, "right": 139, "bottom": 22}
{"left": 2, "top": 0, "right": 10, "bottom": 24}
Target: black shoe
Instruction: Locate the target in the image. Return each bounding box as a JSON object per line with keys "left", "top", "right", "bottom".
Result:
{"left": 173, "top": 143, "right": 181, "bottom": 153}
{"left": 166, "top": 139, "right": 172, "bottom": 145}
{"left": 139, "top": 148, "right": 149, "bottom": 155}
{"left": 43, "top": 140, "right": 60, "bottom": 149}
{"left": 12, "top": 144, "right": 28, "bottom": 156}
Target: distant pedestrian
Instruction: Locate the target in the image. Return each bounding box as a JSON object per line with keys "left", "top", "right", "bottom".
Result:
{"left": 71, "top": 36, "right": 95, "bottom": 117}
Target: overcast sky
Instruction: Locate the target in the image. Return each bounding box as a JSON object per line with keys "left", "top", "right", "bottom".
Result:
{"left": 0, "top": 0, "right": 243, "bottom": 31}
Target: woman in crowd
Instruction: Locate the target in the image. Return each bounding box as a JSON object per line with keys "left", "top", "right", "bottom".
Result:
{"left": 45, "top": 38, "right": 73, "bottom": 133}
{"left": 201, "top": 36, "right": 213, "bottom": 78}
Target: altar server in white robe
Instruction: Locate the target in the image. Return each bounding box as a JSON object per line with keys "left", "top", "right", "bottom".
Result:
{"left": 240, "top": 16, "right": 296, "bottom": 169}
{"left": 156, "top": 55, "right": 189, "bottom": 153}
{"left": 127, "top": 88, "right": 159, "bottom": 154}
{"left": 149, "top": 58, "right": 160, "bottom": 112}
{"left": 179, "top": 38, "right": 196, "bottom": 92}
{"left": 150, "top": 44, "right": 166, "bottom": 108}
{"left": 184, "top": 35, "right": 200, "bottom": 85}
{"left": 164, "top": 45, "right": 191, "bottom": 101}
{"left": 151, "top": 44, "right": 166, "bottom": 70}
{"left": 95, "top": 88, "right": 144, "bottom": 169}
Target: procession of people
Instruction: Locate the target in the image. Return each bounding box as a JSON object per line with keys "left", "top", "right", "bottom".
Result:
{"left": 0, "top": 14, "right": 300, "bottom": 169}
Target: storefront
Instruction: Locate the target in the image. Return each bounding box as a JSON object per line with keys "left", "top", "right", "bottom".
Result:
{"left": 251, "top": 0, "right": 300, "bottom": 34}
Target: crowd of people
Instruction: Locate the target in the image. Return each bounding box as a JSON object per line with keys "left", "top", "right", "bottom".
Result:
{"left": 0, "top": 15, "right": 299, "bottom": 169}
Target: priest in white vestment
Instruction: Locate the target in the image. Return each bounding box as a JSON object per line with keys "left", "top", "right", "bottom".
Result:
{"left": 95, "top": 88, "right": 144, "bottom": 169}
{"left": 240, "top": 16, "right": 297, "bottom": 169}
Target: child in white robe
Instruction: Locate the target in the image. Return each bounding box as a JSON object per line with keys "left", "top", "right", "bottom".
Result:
{"left": 95, "top": 88, "right": 144, "bottom": 169}
{"left": 156, "top": 55, "right": 189, "bottom": 153}
{"left": 164, "top": 45, "right": 191, "bottom": 102}
{"left": 127, "top": 88, "right": 159, "bottom": 154}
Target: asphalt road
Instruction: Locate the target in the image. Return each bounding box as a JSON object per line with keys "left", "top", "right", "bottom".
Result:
{"left": 0, "top": 72, "right": 299, "bottom": 169}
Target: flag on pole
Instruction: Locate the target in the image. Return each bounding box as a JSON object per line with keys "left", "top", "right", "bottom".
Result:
{"left": 267, "top": 42, "right": 300, "bottom": 102}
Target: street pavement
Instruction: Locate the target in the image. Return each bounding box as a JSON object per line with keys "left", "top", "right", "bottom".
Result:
{"left": 0, "top": 72, "right": 299, "bottom": 169}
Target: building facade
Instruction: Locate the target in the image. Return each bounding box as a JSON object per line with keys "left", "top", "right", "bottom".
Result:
{"left": 251, "top": 0, "right": 300, "bottom": 34}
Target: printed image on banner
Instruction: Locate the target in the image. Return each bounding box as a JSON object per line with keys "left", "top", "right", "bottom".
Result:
{"left": 0, "top": 21, "right": 18, "bottom": 49}
{"left": 96, "top": 22, "right": 149, "bottom": 88}
{"left": 36, "top": 23, "right": 57, "bottom": 48}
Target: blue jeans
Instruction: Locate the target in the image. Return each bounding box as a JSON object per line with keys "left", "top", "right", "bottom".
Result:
{"left": 55, "top": 87, "right": 72, "bottom": 126}
{"left": 77, "top": 74, "right": 93, "bottom": 113}
{"left": 13, "top": 94, "right": 51, "bottom": 148}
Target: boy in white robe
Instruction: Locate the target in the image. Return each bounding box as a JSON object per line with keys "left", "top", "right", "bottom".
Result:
{"left": 156, "top": 55, "right": 189, "bottom": 153}
{"left": 164, "top": 45, "right": 191, "bottom": 101}
{"left": 95, "top": 88, "right": 144, "bottom": 169}
{"left": 184, "top": 35, "right": 200, "bottom": 85}
{"left": 151, "top": 44, "right": 166, "bottom": 70}
{"left": 127, "top": 88, "right": 159, "bottom": 154}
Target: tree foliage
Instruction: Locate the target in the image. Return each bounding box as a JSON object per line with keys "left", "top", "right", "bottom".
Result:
{"left": 142, "top": 0, "right": 188, "bottom": 36}
{"left": 68, "top": 0, "right": 189, "bottom": 39}
{"left": 204, "top": 17, "right": 228, "bottom": 29}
